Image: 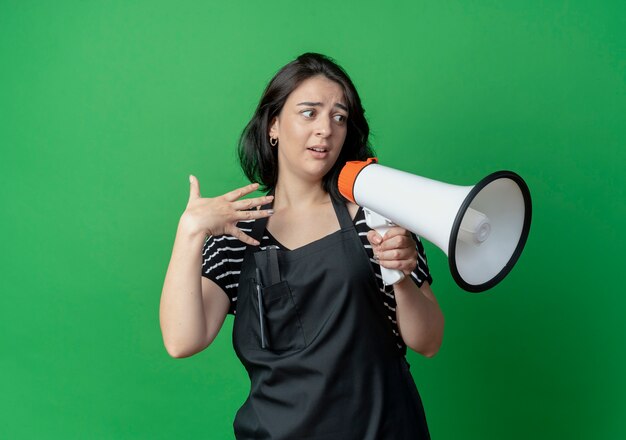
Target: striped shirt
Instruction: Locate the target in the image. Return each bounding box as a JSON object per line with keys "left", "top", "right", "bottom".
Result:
{"left": 201, "top": 206, "right": 433, "bottom": 355}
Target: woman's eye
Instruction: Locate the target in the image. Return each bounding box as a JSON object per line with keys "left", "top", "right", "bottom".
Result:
{"left": 302, "top": 110, "right": 315, "bottom": 118}
{"left": 334, "top": 114, "right": 347, "bottom": 123}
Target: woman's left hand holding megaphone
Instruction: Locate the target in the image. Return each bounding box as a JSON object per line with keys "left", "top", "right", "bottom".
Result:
{"left": 367, "top": 227, "right": 419, "bottom": 275}
{"left": 368, "top": 226, "right": 444, "bottom": 358}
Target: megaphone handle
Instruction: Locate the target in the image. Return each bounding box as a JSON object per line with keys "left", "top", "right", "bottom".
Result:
{"left": 363, "top": 208, "right": 406, "bottom": 286}
{"left": 379, "top": 256, "right": 406, "bottom": 286}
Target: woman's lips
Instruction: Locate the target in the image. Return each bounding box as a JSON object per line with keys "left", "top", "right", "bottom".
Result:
{"left": 307, "top": 147, "right": 329, "bottom": 159}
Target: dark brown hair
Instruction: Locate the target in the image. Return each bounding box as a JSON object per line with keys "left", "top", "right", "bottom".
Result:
{"left": 238, "top": 52, "right": 374, "bottom": 202}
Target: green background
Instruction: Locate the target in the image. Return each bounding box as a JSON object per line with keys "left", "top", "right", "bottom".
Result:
{"left": 2, "top": 1, "right": 624, "bottom": 438}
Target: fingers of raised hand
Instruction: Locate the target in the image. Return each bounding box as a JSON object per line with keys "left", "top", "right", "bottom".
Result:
{"left": 224, "top": 225, "right": 260, "bottom": 246}
{"left": 189, "top": 175, "right": 202, "bottom": 201}
{"left": 231, "top": 195, "right": 274, "bottom": 211}
{"left": 222, "top": 182, "right": 260, "bottom": 202}
{"left": 234, "top": 208, "right": 274, "bottom": 221}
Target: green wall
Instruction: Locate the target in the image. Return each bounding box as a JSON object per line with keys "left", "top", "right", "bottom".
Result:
{"left": 2, "top": 1, "right": 624, "bottom": 438}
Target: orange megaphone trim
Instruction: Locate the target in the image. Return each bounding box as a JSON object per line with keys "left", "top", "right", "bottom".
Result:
{"left": 338, "top": 157, "right": 378, "bottom": 203}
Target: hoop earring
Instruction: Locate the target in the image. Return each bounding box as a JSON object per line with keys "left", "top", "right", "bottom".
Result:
{"left": 270, "top": 137, "right": 278, "bottom": 147}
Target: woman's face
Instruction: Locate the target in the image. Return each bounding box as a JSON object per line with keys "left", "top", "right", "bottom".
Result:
{"left": 269, "top": 75, "right": 348, "bottom": 185}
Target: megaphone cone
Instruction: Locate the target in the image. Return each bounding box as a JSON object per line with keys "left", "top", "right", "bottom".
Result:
{"left": 338, "top": 158, "right": 532, "bottom": 292}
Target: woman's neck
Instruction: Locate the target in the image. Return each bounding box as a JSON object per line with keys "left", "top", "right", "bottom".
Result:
{"left": 273, "top": 177, "right": 330, "bottom": 211}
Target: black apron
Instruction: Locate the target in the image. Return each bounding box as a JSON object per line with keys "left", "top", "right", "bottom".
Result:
{"left": 232, "top": 196, "right": 430, "bottom": 439}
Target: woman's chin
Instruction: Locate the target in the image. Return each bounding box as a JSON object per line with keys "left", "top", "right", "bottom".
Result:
{"left": 305, "top": 161, "right": 337, "bottom": 180}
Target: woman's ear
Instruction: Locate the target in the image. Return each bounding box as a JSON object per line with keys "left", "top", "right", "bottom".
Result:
{"left": 268, "top": 116, "right": 279, "bottom": 138}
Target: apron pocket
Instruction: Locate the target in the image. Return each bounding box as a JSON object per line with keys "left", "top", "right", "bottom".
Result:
{"left": 257, "top": 280, "right": 306, "bottom": 352}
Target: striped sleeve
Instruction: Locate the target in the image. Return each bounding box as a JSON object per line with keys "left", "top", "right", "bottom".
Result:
{"left": 409, "top": 233, "right": 433, "bottom": 287}
{"left": 201, "top": 222, "right": 252, "bottom": 315}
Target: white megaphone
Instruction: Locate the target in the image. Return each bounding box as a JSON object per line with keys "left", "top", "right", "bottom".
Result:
{"left": 338, "top": 158, "right": 532, "bottom": 292}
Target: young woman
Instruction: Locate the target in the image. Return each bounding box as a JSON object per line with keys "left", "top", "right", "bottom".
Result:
{"left": 160, "top": 53, "right": 444, "bottom": 439}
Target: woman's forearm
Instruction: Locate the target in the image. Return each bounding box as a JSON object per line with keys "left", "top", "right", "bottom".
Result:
{"left": 393, "top": 278, "right": 444, "bottom": 357}
{"left": 159, "top": 221, "right": 209, "bottom": 357}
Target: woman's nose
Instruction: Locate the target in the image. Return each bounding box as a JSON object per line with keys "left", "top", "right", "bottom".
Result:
{"left": 315, "top": 117, "right": 332, "bottom": 137}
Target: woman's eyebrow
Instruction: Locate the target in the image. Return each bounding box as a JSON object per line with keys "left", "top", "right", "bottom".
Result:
{"left": 297, "top": 101, "right": 349, "bottom": 112}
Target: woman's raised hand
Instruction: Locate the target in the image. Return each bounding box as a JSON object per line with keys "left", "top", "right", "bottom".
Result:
{"left": 179, "top": 175, "right": 274, "bottom": 246}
